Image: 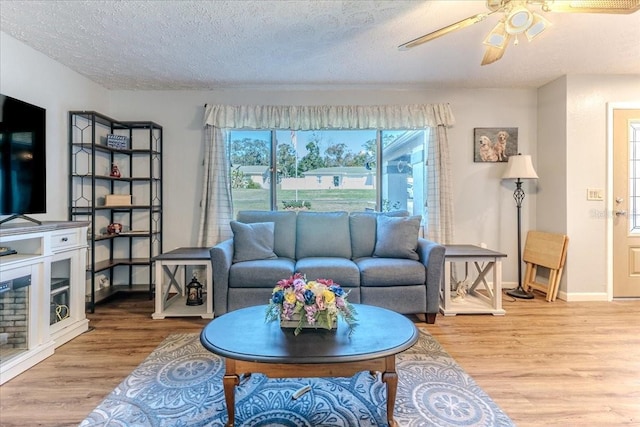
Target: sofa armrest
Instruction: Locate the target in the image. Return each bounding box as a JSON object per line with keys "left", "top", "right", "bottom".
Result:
{"left": 210, "top": 238, "right": 233, "bottom": 317}
{"left": 417, "top": 237, "right": 445, "bottom": 323}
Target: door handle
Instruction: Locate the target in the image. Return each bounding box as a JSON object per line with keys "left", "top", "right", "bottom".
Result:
{"left": 615, "top": 210, "right": 627, "bottom": 216}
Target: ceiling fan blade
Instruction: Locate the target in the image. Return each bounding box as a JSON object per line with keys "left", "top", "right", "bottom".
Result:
{"left": 398, "top": 12, "right": 494, "bottom": 50}
{"left": 481, "top": 35, "right": 513, "bottom": 65}
{"left": 541, "top": 0, "right": 640, "bottom": 14}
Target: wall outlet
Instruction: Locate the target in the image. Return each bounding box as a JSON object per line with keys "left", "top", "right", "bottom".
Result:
{"left": 0, "top": 332, "right": 8, "bottom": 345}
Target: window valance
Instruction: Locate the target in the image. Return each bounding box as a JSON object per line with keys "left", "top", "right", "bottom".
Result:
{"left": 203, "top": 103, "right": 455, "bottom": 130}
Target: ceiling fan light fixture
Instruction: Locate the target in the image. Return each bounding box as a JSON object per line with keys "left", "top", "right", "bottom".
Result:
{"left": 505, "top": 6, "right": 533, "bottom": 34}
{"left": 525, "top": 12, "right": 551, "bottom": 41}
{"left": 483, "top": 20, "right": 509, "bottom": 48}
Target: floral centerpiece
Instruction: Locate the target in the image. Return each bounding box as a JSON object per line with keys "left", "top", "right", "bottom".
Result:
{"left": 265, "top": 273, "right": 357, "bottom": 336}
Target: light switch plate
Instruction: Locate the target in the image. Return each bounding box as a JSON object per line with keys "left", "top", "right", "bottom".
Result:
{"left": 587, "top": 188, "right": 604, "bottom": 201}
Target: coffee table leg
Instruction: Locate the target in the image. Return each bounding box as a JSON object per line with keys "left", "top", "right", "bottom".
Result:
{"left": 382, "top": 355, "right": 398, "bottom": 427}
{"left": 223, "top": 359, "right": 239, "bottom": 427}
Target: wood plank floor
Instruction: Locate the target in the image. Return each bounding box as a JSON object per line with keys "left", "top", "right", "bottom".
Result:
{"left": 1, "top": 293, "right": 639, "bottom": 426}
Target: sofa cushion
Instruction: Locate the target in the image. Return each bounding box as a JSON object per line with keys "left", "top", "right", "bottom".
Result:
{"left": 229, "top": 258, "right": 296, "bottom": 288}
{"left": 296, "top": 211, "right": 351, "bottom": 259}
{"left": 373, "top": 215, "right": 421, "bottom": 260}
{"left": 230, "top": 221, "right": 277, "bottom": 263}
{"left": 295, "top": 257, "right": 360, "bottom": 288}
{"left": 237, "top": 210, "right": 297, "bottom": 259}
{"left": 357, "top": 257, "right": 426, "bottom": 287}
{"left": 350, "top": 210, "right": 409, "bottom": 259}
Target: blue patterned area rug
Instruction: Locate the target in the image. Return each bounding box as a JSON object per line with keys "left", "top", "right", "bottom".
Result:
{"left": 80, "top": 331, "right": 514, "bottom": 427}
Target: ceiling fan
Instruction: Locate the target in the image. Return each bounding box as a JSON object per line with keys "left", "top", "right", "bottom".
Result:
{"left": 398, "top": 0, "right": 640, "bottom": 65}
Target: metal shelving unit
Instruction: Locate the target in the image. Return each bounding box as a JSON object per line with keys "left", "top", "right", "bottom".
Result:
{"left": 68, "top": 111, "right": 163, "bottom": 312}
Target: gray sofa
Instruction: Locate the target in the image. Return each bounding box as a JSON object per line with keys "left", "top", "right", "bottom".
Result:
{"left": 210, "top": 210, "right": 445, "bottom": 323}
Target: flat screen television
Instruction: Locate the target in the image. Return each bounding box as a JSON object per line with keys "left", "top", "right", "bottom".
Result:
{"left": 0, "top": 94, "right": 46, "bottom": 225}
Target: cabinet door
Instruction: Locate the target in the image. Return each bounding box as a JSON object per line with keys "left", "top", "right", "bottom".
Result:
{"left": 49, "top": 246, "right": 87, "bottom": 344}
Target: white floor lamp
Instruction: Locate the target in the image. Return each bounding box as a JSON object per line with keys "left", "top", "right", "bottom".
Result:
{"left": 502, "top": 154, "right": 539, "bottom": 299}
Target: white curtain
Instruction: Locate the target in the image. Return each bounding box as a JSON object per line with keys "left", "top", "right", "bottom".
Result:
{"left": 197, "top": 125, "right": 234, "bottom": 246}
{"left": 204, "top": 104, "right": 454, "bottom": 130}
{"left": 199, "top": 103, "right": 455, "bottom": 246}
{"left": 427, "top": 125, "right": 454, "bottom": 244}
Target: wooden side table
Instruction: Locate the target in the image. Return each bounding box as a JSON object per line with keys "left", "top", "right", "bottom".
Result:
{"left": 152, "top": 247, "right": 213, "bottom": 319}
{"left": 441, "top": 244, "right": 507, "bottom": 316}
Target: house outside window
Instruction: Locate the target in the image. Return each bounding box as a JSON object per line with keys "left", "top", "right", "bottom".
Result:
{"left": 227, "top": 129, "right": 428, "bottom": 220}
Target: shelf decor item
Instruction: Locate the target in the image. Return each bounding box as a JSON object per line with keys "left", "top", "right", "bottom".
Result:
{"left": 186, "top": 274, "right": 203, "bottom": 306}
{"left": 110, "top": 163, "right": 121, "bottom": 178}
{"left": 104, "top": 194, "right": 132, "bottom": 206}
{"left": 106, "top": 223, "right": 122, "bottom": 235}
{"left": 265, "top": 273, "right": 357, "bottom": 336}
{"left": 106, "top": 134, "right": 128, "bottom": 149}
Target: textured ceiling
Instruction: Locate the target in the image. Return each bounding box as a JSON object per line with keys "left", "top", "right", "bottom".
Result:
{"left": 1, "top": 0, "right": 639, "bottom": 90}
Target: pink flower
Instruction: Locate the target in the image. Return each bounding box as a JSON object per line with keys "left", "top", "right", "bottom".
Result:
{"left": 276, "top": 278, "right": 291, "bottom": 288}
{"left": 295, "top": 287, "right": 306, "bottom": 302}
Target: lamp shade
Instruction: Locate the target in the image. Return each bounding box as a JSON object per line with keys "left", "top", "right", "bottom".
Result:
{"left": 502, "top": 154, "right": 538, "bottom": 179}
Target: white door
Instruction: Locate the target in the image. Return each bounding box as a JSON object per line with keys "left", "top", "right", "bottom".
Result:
{"left": 613, "top": 108, "right": 640, "bottom": 297}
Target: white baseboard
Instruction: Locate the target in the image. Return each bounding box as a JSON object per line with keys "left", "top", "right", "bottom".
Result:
{"left": 500, "top": 282, "right": 609, "bottom": 302}
{"left": 561, "top": 292, "right": 608, "bottom": 302}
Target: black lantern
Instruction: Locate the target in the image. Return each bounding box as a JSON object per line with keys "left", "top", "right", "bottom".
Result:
{"left": 186, "top": 274, "right": 203, "bottom": 306}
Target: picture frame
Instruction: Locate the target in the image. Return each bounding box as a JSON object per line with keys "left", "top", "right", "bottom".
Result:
{"left": 473, "top": 127, "right": 518, "bottom": 163}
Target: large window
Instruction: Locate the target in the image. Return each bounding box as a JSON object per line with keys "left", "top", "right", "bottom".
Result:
{"left": 228, "top": 129, "right": 428, "bottom": 219}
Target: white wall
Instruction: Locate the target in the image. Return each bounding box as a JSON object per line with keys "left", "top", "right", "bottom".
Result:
{"left": 0, "top": 32, "right": 110, "bottom": 221}
{"left": 537, "top": 76, "right": 568, "bottom": 235}
{"left": 538, "top": 74, "right": 640, "bottom": 300}
{"left": 563, "top": 75, "right": 640, "bottom": 299}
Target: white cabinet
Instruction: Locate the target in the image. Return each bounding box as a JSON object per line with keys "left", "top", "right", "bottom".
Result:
{"left": 49, "top": 229, "right": 89, "bottom": 346}
{"left": 0, "top": 221, "right": 89, "bottom": 384}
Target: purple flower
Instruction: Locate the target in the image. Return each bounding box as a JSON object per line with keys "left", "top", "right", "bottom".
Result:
{"left": 304, "top": 305, "right": 317, "bottom": 324}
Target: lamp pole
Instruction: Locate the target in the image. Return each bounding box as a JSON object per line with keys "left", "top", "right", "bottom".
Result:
{"left": 506, "top": 178, "right": 534, "bottom": 299}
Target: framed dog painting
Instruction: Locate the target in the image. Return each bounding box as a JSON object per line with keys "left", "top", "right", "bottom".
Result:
{"left": 473, "top": 127, "right": 518, "bottom": 163}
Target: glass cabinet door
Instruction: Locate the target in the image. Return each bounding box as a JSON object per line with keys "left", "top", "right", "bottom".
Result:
{"left": 50, "top": 258, "right": 71, "bottom": 327}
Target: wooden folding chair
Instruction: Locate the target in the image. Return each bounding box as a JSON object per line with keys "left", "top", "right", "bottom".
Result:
{"left": 522, "top": 231, "right": 569, "bottom": 302}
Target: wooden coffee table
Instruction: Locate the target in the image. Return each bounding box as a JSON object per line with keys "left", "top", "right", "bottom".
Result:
{"left": 200, "top": 303, "right": 418, "bottom": 427}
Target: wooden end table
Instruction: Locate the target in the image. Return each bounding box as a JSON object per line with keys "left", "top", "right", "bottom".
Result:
{"left": 152, "top": 247, "right": 213, "bottom": 319}
{"left": 441, "top": 244, "right": 507, "bottom": 316}
{"left": 200, "top": 304, "right": 418, "bottom": 427}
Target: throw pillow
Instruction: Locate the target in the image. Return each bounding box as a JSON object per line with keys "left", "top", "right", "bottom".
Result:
{"left": 373, "top": 215, "right": 421, "bottom": 260}
{"left": 230, "top": 221, "right": 278, "bottom": 263}
{"left": 296, "top": 211, "right": 352, "bottom": 259}
{"left": 350, "top": 210, "right": 410, "bottom": 259}
{"left": 236, "top": 210, "right": 296, "bottom": 259}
